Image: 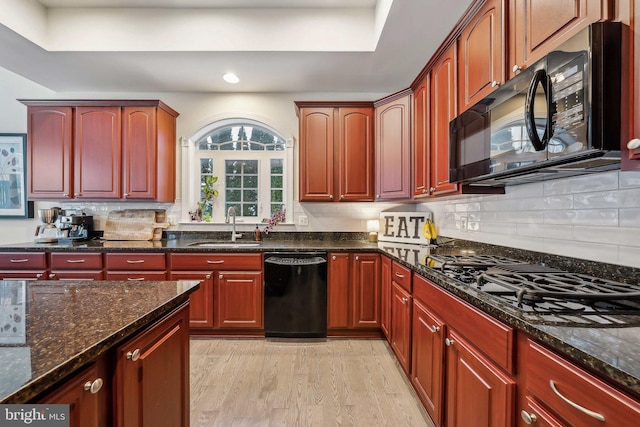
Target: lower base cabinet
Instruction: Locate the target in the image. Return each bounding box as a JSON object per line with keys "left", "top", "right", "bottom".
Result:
{"left": 214, "top": 271, "right": 264, "bottom": 330}
{"left": 114, "top": 304, "right": 190, "bottom": 427}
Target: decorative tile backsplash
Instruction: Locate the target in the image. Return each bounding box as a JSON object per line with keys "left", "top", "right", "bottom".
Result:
{"left": 423, "top": 170, "right": 640, "bottom": 268}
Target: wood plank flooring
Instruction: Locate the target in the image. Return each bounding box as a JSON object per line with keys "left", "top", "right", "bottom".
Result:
{"left": 190, "top": 338, "right": 434, "bottom": 427}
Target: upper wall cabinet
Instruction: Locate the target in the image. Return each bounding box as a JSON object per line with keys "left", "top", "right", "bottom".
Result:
{"left": 508, "top": 0, "right": 611, "bottom": 78}
{"left": 296, "top": 102, "right": 374, "bottom": 202}
{"left": 620, "top": 0, "right": 640, "bottom": 170}
{"left": 374, "top": 90, "right": 412, "bottom": 201}
{"left": 457, "top": 0, "right": 504, "bottom": 113}
{"left": 412, "top": 75, "right": 430, "bottom": 198}
{"left": 21, "top": 100, "right": 179, "bottom": 202}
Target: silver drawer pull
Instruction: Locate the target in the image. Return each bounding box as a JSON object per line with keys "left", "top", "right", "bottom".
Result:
{"left": 10, "top": 259, "right": 29, "bottom": 263}
{"left": 549, "top": 380, "right": 605, "bottom": 422}
{"left": 394, "top": 272, "right": 405, "bottom": 278}
{"left": 126, "top": 349, "right": 141, "bottom": 361}
{"left": 126, "top": 259, "right": 145, "bottom": 264}
{"left": 401, "top": 297, "right": 408, "bottom": 304}
{"left": 66, "top": 259, "right": 86, "bottom": 263}
{"left": 206, "top": 260, "right": 225, "bottom": 264}
{"left": 84, "top": 378, "right": 103, "bottom": 394}
{"left": 127, "top": 277, "right": 145, "bottom": 281}
{"left": 430, "top": 325, "right": 440, "bottom": 333}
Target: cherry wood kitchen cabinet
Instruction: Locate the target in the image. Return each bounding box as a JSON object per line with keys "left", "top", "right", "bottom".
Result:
{"left": 49, "top": 252, "right": 104, "bottom": 280}
{"left": 38, "top": 362, "right": 109, "bottom": 427}
{"left": 374, "top": 90, "right": 412, "bottom": 200}
{"left": 327, "top": 252, "right": 381, "bottom": 335}
{"left": 518, "top": 335, "right": 640, "bottom": 427}
{"left": 296, "top": 102, "right": 374, "bottom": 202}
{"left": 380, "top": 255, "right": 392, "bottom": 340}
{"left": 412, "top": 75, "right": 431, "bottom": 198}
{"left": 114, "top": 304, "right": 190, "bottom": 427}
{"left": 412, "top": 273, "right": 515, "bottom": 427}
{"left": 25, "top": 106, "right": 73, "bottom": 199}
{"left": 105, "top": 252, "right": 167, "bottom": 281}
{"left": 508, "top": 0, "right": 611, "bottom": 78}
{"left": 0, "top": 252, "right": 48, "bottom": 280}
{"left": 411, "top": 298, "right": 446, "bottom": 427}
{"left": 389, "top": 261, "right": 412, "bottom": 374}
{"left": 457, "top": 0, "right": 504, "bottom": 112}
{"left": 430, "top": 44, "right": 458, "bottom": 196}
{"left": 621, "top": 0, "right": 640, "bottom": 170}
{"left": 20, "top": 100, "right": 178, "bottom": 202}
{"left": 169, "top": 252, "right": 263, "bottom": 333}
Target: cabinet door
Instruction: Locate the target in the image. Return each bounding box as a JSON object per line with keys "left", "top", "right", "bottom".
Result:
{"left": 509, "top": 0, "right": 608, "bottom": 77}
{"left": 214, "top": 271, "right": 263, "bottom": 329}
{"left": 458, "top": 0, "right": 504, "bottom": 112}
{"left": 169, "top": 271, "right": 214, "bottom": 330}
{"left": 122, "top": 106, "right": 157, "bottom": 200}
{"left": 375, "top": 95, "right": 412, "bottom": 200}
{"left": 39, "top": 363, "right": 108, "bottom": 427}
{"left": 430, "top": 45, "right": 458, "bottom": 196}
{"left": 380, "top": 255, "right": 391, "bottom": 340}
{"left": 115, "top": 305, "right": 190, "bottom": 427}
{"left": 351, "top": 253, "right": 380, "bottom": 328}
{"left": 74, "top": 106, "right": 122, "bottom": 199}
{"left": 337, "top": 107, "right": 374, "bottom": 201}
{"left": 390, "top": 282, "right": 411, "bottom": 374}
{"left": 298, "top": 107, "right": 335, "bottom": 202}
{"left": 27, "top": 106, "right": 73, "bottom": 199}
{"left": 327, "top": 253, "right": 350, "bottom": 329}
{"left": 413, "top": 76, "right": 431, "bottom": 197}
{"left": 445, "top": 329, "right": 515, "bottom": 427}
{"left": 411, "top": 299, "right": 446, "bottom": 427}
{"left": 623, "top": 0, "right": 640, "bottom": 169}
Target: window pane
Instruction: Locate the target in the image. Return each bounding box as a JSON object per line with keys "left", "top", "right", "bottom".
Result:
{"left": 227, "top": 176, "right": 241, "bottom": 188}
{"left": 270, "top": 159, "right": 283, "bottom": 174}
{"left": 271, "top": 190, "right": 283, "bottom": 202}
{"left": 243, "top": 189, "right": 258, "bottom": 202}
{"left": 270, "top": 176, "right": 282, "bottom": 188}
{"left": 226, "top": 190, "right": 241, "bottom": 202}
{"left": 243, "top": 160, "right": 258, "bottom": 174}
{"left": 271, "top": 204, "right": 281, "bottom": 215}
{"left": 226, "top": 161, "right": 241, "bottom": 174}
{"left": 243, "top": 176, "right": 258, "bottom": 188}
{"left": 225, "top": 203, "right": 241, "bottom": 214}
{"left": 200, "top": 158, "right": 213, "bottom": 174}
{"left": 243, "top": 204, "right": 258, "bottom": 216}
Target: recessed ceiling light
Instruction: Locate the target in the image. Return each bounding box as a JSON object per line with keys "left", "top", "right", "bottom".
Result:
{"left": 223, "top": 73, "right": 239, "bottom": 84}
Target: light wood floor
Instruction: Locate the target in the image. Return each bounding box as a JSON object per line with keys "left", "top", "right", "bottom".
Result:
{"left": 190, "top": 338, "right": 435, "bottom": 427}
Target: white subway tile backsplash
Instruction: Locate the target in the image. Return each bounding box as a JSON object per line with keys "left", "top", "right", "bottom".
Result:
{"left": 505, "top": 181, "right": 543, "bottom": 198}
{"left": 619, "top": 170, "right": 640, "bottom": 188}
{"left": 542, "top": 238, "right": 620, "bottom": 264}
{"left": 516, "top": 223, "right": 575, "bottom": 240}
{"left": 543, "top": 209, "right": 618, "bottom": 226}
{"left": 618, "top": 245, "right": 640, "bottom": 268}
{"left": 573, "top": 191, "right": 620, "bottom": 208}
{"left": 573, "top": 225, "right": 640, "bottom": 247}
{"left": 619, "top": 208, "right": 640, "bottom": 227}
{"left": 543, "top": 170, "right": 618, "bottom": 195}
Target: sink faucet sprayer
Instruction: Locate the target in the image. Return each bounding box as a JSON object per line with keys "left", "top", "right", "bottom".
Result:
{"left": 225, "top": 206, "right": 243, "bottom": 242}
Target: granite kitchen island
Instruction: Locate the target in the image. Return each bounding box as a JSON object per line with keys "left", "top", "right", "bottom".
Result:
{"left": 0, "top": 279, "right": 199, "bottom": 425}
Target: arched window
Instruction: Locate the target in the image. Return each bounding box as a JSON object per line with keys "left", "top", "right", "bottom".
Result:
{"left": 188, "top": 119, "right": 292, "bottom": 224}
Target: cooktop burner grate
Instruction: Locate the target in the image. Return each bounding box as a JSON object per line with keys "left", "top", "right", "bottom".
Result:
{"left": 428, "top": 254, "right": 529, "bottom": 269}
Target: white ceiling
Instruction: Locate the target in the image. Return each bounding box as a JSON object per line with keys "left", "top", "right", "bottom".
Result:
{"left": 0, "top": 0, "right": 472, "bottom": 94}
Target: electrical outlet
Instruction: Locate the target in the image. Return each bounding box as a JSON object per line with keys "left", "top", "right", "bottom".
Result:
{"left": 298, "top": 215, "right": 309, "bottom": 226}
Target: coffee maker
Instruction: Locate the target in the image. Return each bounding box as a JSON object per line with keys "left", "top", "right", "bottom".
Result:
{"left": 59, "top": 211, "right": 95, "bottom": 241}
{"left": 35, "top": 207, "right": 67, "bottom": 243}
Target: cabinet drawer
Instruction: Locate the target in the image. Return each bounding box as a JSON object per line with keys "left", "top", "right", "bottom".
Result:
{"left": 413, "top": 273, "right": 514, "bottom": 373}
{"left": 526, "top": 339, "right": 640, "bottom": 426}
{"left": 50, "top": 253, "right": 103, "bottom": 270}
{"left": 105, "top": 253, "right": 166, "bottom": 270}
{"left": 0, "top": 252, "right": 47, "bottom": 269}
{"left": 391, "top": 262, "right": 412, "bottom": 292}
{"left": 106, "top": 272, "right": 167, "bottom": 281}
{"left": 169, "top": 253, "right": 262, "bottom": 270}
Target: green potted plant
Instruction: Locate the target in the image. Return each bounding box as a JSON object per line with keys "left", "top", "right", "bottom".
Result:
{"left": 190, "top": 176, "right": 218, "bottom": 222}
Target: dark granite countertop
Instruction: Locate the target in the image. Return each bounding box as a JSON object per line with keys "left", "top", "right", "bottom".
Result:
{"left": 1, "top": 233, "right": 639, "bottom": 397}
{"left": 0, "top": 279, "right": 200, "bottom": 403}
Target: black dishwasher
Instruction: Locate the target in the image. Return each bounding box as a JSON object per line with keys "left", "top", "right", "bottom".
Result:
{"left": 264, "top": 252, "right": 327, "bottom": 338}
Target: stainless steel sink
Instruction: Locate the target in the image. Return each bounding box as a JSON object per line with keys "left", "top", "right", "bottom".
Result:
{"left": 186, "top": 241, "right": 261, "bottom": 248}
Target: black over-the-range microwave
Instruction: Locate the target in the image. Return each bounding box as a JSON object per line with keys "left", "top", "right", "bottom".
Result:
{"left": 449, "top": 22, "right": 629, "bottom": 186}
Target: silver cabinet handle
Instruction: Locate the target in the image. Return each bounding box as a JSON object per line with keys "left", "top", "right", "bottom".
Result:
{"left": 332, "top": 255, "right": 336, "bottom": 260}
{"left": 430, "top": 325, "right": 440, "bottom": 333}
{"left": 512, "top": 65, "right": 522, "bottom": 73}
{"left": 340, "top": 194, "right": 345, "bottom": 199}
{"left": 84, "top": 378, "right": 103, "bottom": 394}
{"left": 491, "top": 81, "right": 500, "bottom": 87}
{"left": 520, "top": 410, "right": 538, "bottom": 424}
{"left": 219, "top": 274, "right": 223, "bottom": 279}
{"left": 205, "top": 274, "right": 211, "bottom": 279}
{"left": 49, "top": 273, "right": 56, "bottom": 279}
{"left": 63, "top": 193, "right": 69, "bottom": 198}
{"left": 126, "top": 349, "right": 141, "bottom": 361}
{"left": 329, "top": 194, "right": 334, "bottom": 200}
{"left": 126, "top": 259, "right": 145, "bottom": 264}
{"left": 422, "top": 189, "right": 427, "bottom": 193}
{"left": 394, "top": 272, "right": 405, "bottom": 279}
{"left": 445, "top": 338, "right": 454, "bottom": 346}
{"left": 376, "top": 194, "right": 380, "bottom": 198}
{"left": 206, "top": 260, "right": 225, "bottom": 264}
{"left": 123, "top": 193, "right": 129, "bottom": 198}
{"left": 401, "top": 297, "right": 408, "bottom": 304}
{"left": 36, "top": 273, "right": 43, "bottom": 279}
{"left": 549, "top": 380, "right": 605, "bottom": 421}
{"left": 127, "top": 277, "right": 145, "bottom": 281}
{"left": 627, "top": 138, "right": 640, "bottom": 150}
{"left": 429, "top": 187, "right": 435, "bottom": 193}
{"left": 66, "top": 259, "right": 86, "bottom": 263}
{"left": 355, "top": 256, "right": 359, "bottom": 261}
{"left": 10, "top": 259, "right": 29, "bottom": 263}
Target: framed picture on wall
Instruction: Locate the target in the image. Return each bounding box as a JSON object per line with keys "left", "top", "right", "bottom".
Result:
{"left": 0, "top": 133, "right": 34, "bottom": 218}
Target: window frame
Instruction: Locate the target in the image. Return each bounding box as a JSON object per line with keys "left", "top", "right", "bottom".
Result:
{"left": 182, "top": 118, "right": 294, "bottom": 225}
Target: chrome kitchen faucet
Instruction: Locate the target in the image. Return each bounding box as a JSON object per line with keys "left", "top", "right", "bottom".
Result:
{"left": 225, "top": 206, "right": 243, "bottom": 241}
